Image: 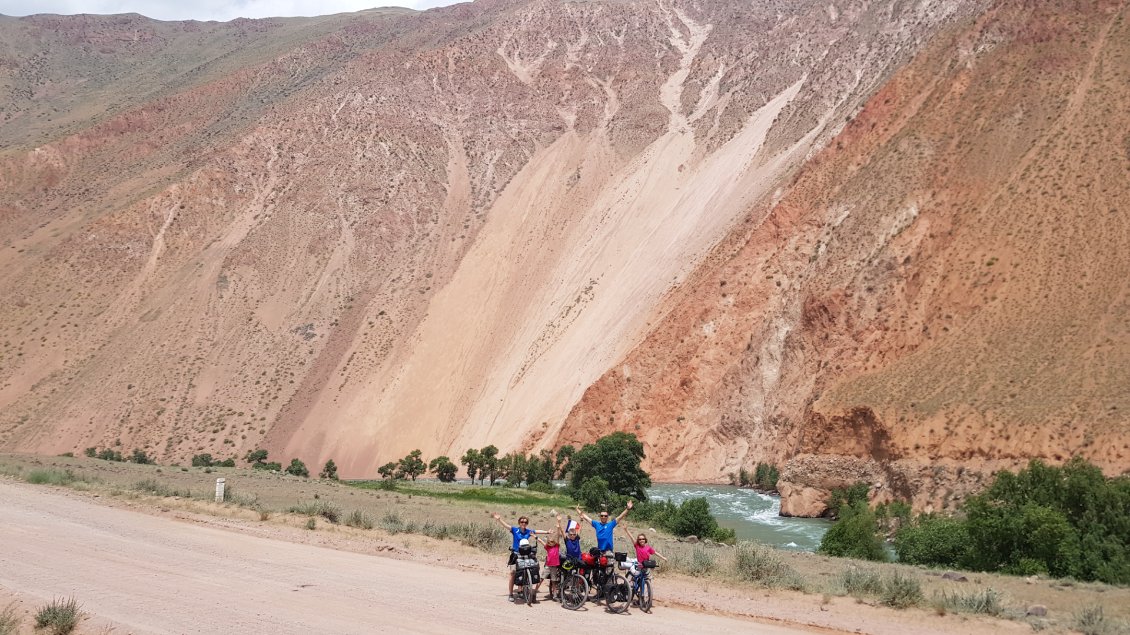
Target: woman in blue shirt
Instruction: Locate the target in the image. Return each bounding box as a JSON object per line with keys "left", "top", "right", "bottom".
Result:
{"left": 491, "top": 512, "right": 551, "bottom": 600}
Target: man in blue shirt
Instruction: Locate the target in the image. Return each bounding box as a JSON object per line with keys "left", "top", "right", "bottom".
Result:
{"left": 492, "top": 512, "right": 551, "bottom": 601}
{"left": 575, "top": 500, "right": 633, "bottom": 552}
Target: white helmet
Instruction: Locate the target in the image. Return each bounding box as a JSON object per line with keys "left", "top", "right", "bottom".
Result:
{"left": 518, "top": 538, "right": 530, "bottom": 547}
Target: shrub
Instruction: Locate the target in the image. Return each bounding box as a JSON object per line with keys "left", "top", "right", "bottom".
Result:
{"left": 345, "top": 510, "right": 374, "bottom": 529}
{"left": 895, "top": 515, "right": 970, "bottom": 568}
{"left": 827, "top": 483, "right": 870, "bottom": 517}
{"left": 287, "top": 500, "right": 341, "bottom": 524}
{"left": 753, "top": 462, "right": 780, "bottom": 490}
{"left": 25, "top": 469, "right": 77, "bottom": 486}
{"left": 130, "top": 449, "right": 152, "bottom": 464}
{"left": 837, "top": 567, "right": 883, "bottom": 597}
{"left": 670, "top": 545, "right": 715, "bottom": 577}
{"left": 818, "top": 502, "right": 888, "bottom": 562}
{"left": 34, "top": 597, "right": 81, "bottom": 635}
{"left": 285, "top": 458, "right": 309, "bottom": 478}
{"left": 880, "top": 572, "right": 922, "bottom": 609}
{"left": 669, "top": 498, "right": 719, "bottom": 538}
{"left": 733, "top": 542, "right": 805, "bottom": 589}
{"left": 191, "top": 453, "right": 214, "bottom": 467}
{"left": 96, "top": 448, "right": 124, "bottom": 462}
{"left": 380, "top": 511, "right": 406, "bottom": 533}
{"left": 0, "top": 602, "right": 20, "bottom": 635}
{"left": 932, "top": 587, "right": 1005, "bottom": 616}
{"left": 133, "top": 479, "right": 191, "bottom": 498}
{"left": 253, "top": 461, "right": 282, "bottom": 472}
{"left": 1071, "top": 605, "right": 1126, "bottom": 635}
{"left": 527, "top": 481, "right": 555, "bottom": 494}
{"left": 83, "top": 447, "right": 97, "bottom": 458}
{"left": 305, "top": 518, "right": 316, "bottom": 530}
{"left": 216, "top": 458, "right": 236, "bottom": 468}
{"left": 320, "top": 459, "right": 339, "bottom": 480}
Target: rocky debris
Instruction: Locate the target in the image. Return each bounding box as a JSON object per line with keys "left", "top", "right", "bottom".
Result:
{"left": 941, "top": 572, "right": 968, "bottom": 582}
{"left": 1026, "top": 605, "right": 1048, "bottom": 617}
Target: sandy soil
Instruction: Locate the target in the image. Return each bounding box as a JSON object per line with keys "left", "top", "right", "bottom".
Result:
{"left": 1, "top": 479, "right": 814, "bottom": 635}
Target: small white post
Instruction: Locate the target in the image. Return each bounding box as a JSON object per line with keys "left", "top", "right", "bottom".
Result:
{"left": 215, "top": 478, "right": 225, "bottom": 503}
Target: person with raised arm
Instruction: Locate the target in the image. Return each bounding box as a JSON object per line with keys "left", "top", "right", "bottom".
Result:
{"left": 574, "top": 500, "right": 632, "bottom": 553}
{"left": 491, "top": 512, "right": 551, "bottom": 601}
{"left": 620, "top": 523, "right": 668, "bottom": 565}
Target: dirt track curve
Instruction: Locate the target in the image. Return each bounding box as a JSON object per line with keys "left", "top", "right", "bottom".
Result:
{"left": 0, "top": 481, "right": 813, "bottom": 634}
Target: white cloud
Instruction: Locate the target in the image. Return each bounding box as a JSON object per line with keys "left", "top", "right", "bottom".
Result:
{"left": 0, "top": 0, "right": 460, "bottom": 21}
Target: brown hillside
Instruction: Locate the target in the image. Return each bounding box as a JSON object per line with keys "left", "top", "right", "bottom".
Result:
{"left": 561, "top": 0, "right": 1130, "bottom": 511}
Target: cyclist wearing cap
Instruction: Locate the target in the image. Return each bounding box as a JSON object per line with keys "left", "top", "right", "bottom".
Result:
{"left": 575, "top": 500, "right": 632, "bottom": 553}
{"left": 491, "top": 512, "right": 550, "bottom": 600}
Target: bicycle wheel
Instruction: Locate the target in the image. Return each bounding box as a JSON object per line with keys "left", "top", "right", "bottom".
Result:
{"left": 520, "top": 569, "right": 536, "bottom": 606}
{"left": 561, "top": 573, "right": 588, "bottom": 610}
{"left": 638, "top": 578, "right": 653, "bottom": 612}
{"left": 604, "top": 574, "right": 630, "bottom": 613}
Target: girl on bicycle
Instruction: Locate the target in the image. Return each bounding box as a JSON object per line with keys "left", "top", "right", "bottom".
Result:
{"left": 537, "top": 515, "right": 565, "bottom": 601}
{"left": 621, "top": 523, "right": 668, "bottom": 565}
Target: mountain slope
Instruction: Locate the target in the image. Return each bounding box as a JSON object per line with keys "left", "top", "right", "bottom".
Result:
{"left": 561, "top": 0, "right": 1130, "bottom": 511}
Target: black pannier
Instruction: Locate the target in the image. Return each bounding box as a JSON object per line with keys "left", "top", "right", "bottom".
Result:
{"left": 515, "top": 556, "right": 541, "bottom": 584}
{"left": 614, "top": 552, "right": 627, "bottom": 562}
{"left": 642, "top": 559, "right": 658, "bottom": 569}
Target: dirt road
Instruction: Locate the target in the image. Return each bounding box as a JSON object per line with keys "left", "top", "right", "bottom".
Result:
{"left": 0, "top": 481, "right": 813, "bottom": 634}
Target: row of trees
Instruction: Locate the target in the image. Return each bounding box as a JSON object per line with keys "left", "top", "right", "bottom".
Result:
{"left": 457, "top": 445, "right": 575, "bottom": 487}
{"left": 817, "top": 457, "right": 1130, "bottom": 584}
{"left": 84, "top": 446, "right": 152, "bottom": 464}
{"left": 730, "top": 462, "right": 780, "bottom": 491}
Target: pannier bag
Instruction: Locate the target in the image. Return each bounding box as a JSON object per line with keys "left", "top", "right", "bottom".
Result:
{"left": 581, "top": 552, "right": 596, "bottom": 567}
{"left": 515, "top": 556, "right": 541, "bottom": 584}
{"left": 518, "top": 544, "right": 535, "bottom": 556}
{"left": 642, "top": 559, "right": 658, "bottom": 569}
{"left": 614, "top": 552, "right": 627, "bottom": 562}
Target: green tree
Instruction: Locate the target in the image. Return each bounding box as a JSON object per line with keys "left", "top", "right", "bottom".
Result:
{"left": 378, "top": 461, "right": 399, "bottom": 479}
{"left": 83, "top": 447, "right": 97, "bottom": 458}
{"left": 191, "top": 453, "right": 214, "bottom": 468}
{"left": 397, "top": 449, "right": 426, "bottom": 481}
{"left": 429, "top": 456, "right": 458, "bottom": 482}
{"left": 818, "top": 501, "right": 889, "bottom": 562}
{"left": 827, "top": 482, "right": 871, "bottom": 518}
{"left": 526, "top": 450, "right": 555, "bottom": 485}
{"left": 555, "top": 445, "right": 575, "bottom": 479}
{"left": 320, "top": 459, "right": 339, "bottom": 480}
{"left": 285, "top": 458, "right": 309, "bottom": 477}
{"left": 460, "top": 448, "right": 482, "bottom": 484}
{"left": 577, "top": 476, "right": 616, "bottom": 511}
{"left": 480, "top": 445, "right": 500, "bottom": 485}
{"left": 130, "top": 449, "right": 152, "bottom": 464}
{"left": 568, "top": 432, "right": 651, "bottom": 499}
{"left": 244, "top": 449, "right": 269, "bottom": 465}
{"left": 669, "top": 498, "right": 720, "bottom": 538}
{"left": 894, "top": 515, "right": 970, "bottom": 567}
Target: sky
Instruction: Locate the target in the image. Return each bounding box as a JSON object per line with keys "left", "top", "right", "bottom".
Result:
{"left": 0, "top": 0, "right": 459, "bottom": 21}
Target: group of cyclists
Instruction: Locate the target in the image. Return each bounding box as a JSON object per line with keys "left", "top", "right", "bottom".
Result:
{"left": 490, "top": 500, "right": 668, "bottom": 610}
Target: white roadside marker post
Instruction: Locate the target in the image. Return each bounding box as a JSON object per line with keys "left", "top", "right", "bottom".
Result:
{"left": 215, "top": 478, "right": 225, "bottom": 503}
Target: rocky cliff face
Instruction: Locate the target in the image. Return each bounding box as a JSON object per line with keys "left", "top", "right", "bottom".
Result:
{"left": 561, "top": 0, "right": 1130, "bottom": 513}
{"left": 2, "top": 1, "right": 1127, "bottom": 507}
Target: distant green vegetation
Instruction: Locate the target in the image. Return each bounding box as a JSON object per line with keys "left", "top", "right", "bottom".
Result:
{"left": 897, "top": 457, "right": 1130, "bottom": 584}
{"left": 347, "top": 480, "right": 573, "bottom": 507}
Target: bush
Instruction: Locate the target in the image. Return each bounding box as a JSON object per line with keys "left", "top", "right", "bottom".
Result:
{"left": 83, "top": 447, "right": 96, "bottom": 458}
{"left": 527, "top": 481, "right": 556, "bottom": 494}
{"left": 216, "top": 458, "right": 236, "bottom": 468}
{"left": 827, "top": 483, "right": 870, "bottom": 517}
{"left": 34, "top": 597, "right": 81, "bottom": 635}
{"left": 285, "top": 458, "right": 309, "bottom": 478}
{"left": 305, "top": 518, "right": 317, "bottom": 530}
{"left": 0, "top": 602, "right": 20, "bottom": 635}
{"left": 753, "top": 462, "right": 779, "bottom": 490}
{"left": 733, "top": 542, "right": 805, "bottom": 589}
{"left": 837, "top": 567, "right": 883, "bottom": 597}
{"left": 191, "top": 453, "right": 214, "bottom": 467}
{"left": 253, "top": 461, "right": 282, "bottom": 472}
{"left": 669, "top": 498, "right": 719, "bottom": 538}
{"left": 25, "top": 469, "right": 77, "bottom": 486}
{"left": 320, "top": 459, "right": 339, "bottom": 480}
{"left": 345, "top": 510, "right": 374, "bottom": 529}
{"left": 130, "top": 449, "right": 152, "bottom": 464}
{"left": 895, "top": 515, "right": 970, "bottom": 568}
{"left": 932, "top": 587, "right": 1005, "bottom": 616}
{"left": 287, "top": 500, "right": 341, "bottom": 524}
{"left": 818, "top": 502, "right": 888, "bottom": 562}
{"left": 96, "top": 448, "right": 124, "bottom": 462}
{"left": 880, "top": 572, "right": 922, "bottom": 609}
{"left": 671, "top": 545, "right": 715, "bottom": 577}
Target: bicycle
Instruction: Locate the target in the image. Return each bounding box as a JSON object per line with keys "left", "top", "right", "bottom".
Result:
{"left": 625, "top": 558, "right": 657, "bottom": 612}
{"left": 559, "top": 558, "right": 589, "bottom": 610}
{"left": 513, "top": 545, "right": 541, "bottom": 606}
